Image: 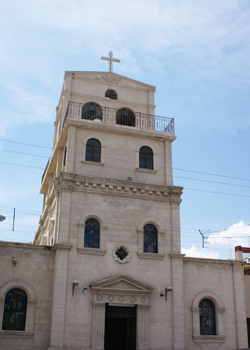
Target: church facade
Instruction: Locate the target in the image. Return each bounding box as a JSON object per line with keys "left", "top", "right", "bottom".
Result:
{"left": 0, "top": 71, "right": 248, "bottom": 350}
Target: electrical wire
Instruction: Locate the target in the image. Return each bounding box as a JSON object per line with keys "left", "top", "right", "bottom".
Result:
{"left": 1, "top": 138, "right": 250, "bottom": 182}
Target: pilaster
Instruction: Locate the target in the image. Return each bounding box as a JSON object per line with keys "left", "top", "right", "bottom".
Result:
{"left": 170, "top": 253, "right": 185, "bottom": 350}
{"left": 92, "top": 303, "right": 105, "bottom": 350}
{"left": 137, "top": 305, "right": 150, "bottom": 350}
{"left": 49, "top": 244, "right": 71, "bottom": 348}
{"left": 65, "top": 125, "right": 76, "bottom": 173}
{"left": 170, "top": 191, "right": 182, "bottom": 254}
{"left": 232, "top": 261, "right": 248, "bottom": 349}
{"left": 165, "top": 140, "right": 173, "bottom": 186}
{"left": 57, "top": 188, "right": 72, "bottom": 244}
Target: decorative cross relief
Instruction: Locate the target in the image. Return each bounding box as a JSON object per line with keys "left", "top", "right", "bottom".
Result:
{"left": 101, "top": 51, "right": 120, "bottom": 72}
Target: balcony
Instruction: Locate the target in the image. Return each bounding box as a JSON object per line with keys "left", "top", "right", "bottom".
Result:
{"left": 63, "top": 101, "right": 174, "bottom": 133}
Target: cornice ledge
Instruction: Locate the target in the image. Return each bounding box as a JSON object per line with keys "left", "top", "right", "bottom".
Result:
{"left": 0, "top": 241, "right": 54, "bottom": 251}
{"left": 183, "top": 256, "right": 242, "bottom": 264}
{"left": 53, "top": 243, "right": 72, "bottom": 250}
{"left": 55, "top": 173, "right": 183, "bottom": 200}
{"left": 65, "top": 119, "right": 176, "bottom": 141}
{"left": 91, "top": 287, "right": 152, "bottom": 296}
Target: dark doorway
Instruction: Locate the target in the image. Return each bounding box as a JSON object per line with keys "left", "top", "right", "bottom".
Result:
{"left": 104, "top": 305, "right": 136, "bottom": 350}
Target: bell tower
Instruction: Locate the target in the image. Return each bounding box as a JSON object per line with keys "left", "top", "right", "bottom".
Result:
{"left": 34, "top": 71, "right": 184, "bottom": 350}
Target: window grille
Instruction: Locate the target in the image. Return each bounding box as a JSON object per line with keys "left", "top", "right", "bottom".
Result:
{"left": 143, "top": 224, "right": 158, "bottom": 253}
{"left": 139, "top": 146, "right": 153, "bottom": 170}
{"left": 82, "top": 102, "right": 102, "bottom": 121}
{"left": 2, "top": 289, "right": 27, "bottom": 331}
{"left": 199, "top": 299, "right": 216, "bottom": 335}
{"left": 116, "top": 108, "right": 135, "bottom": 127}
{"left": 86, "top": 138, "right": 101, "bottom": 163}
{"left": 84, "top": 219, "right": 100, "bottom": 248}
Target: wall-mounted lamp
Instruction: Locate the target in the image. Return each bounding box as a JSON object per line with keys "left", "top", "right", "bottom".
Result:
{"left": 72, "top": 279, "right": 88, "bottom": 295}
{"left": 159, "top": 286, "right": 173, "bottom": 300}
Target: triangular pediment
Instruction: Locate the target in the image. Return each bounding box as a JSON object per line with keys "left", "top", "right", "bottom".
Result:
{"left": 90, "top": 274, "right": 153, "bottom": 293}
{"left": 65, "top": 71, "right": 155, "bottom": 91}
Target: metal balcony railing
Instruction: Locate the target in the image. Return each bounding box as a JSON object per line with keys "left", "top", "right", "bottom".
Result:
{"left": 64, "top": 101, "right": 174, "bottom": 133}
{"left": 42, "top": 102, "right": 175, "bottom": 184}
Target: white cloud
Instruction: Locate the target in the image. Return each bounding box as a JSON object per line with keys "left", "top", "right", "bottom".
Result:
{"left": 0, "top": 0, "right": 250, "bottom": 136}
{"left": 181, "top": 221, "right": 250, "bottom": 260}
{"left": 207, "top": 221, "right": 250, "bottom": 247}
{"left": 181, "top": 245, "right": 219, "bottom": 259}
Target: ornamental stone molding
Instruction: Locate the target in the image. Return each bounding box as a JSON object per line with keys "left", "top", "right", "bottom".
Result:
{"left": 90, "top": 275, "right": 153, "bottom": 350}
{"left": 52, "top": 172, "right": 183, "bottom": 203}
{"left": 96, "top": 75, "right": 122, "bottom": 84}
{"left": 90, "top": 274, "right": 153, "bottom": 305}
{"left": 113, "top": 244, "right": 131, "bottom": 263}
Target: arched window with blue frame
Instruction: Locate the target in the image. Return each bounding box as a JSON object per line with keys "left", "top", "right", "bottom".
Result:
{"left": 143, "top": 224, "right": 158, "bottom": 253}
{"left": 84, "top": 218, "right": 100, "bottom": 249}
{"left": 199, "top": 299, "right": 216, "bottom": 335}
{"left": 2, "top": 289, "right": 27, "bottom": 331}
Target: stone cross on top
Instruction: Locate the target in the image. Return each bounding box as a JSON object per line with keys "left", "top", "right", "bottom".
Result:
{"left": 101, "top": 51, "right": 120, "bottom": 72}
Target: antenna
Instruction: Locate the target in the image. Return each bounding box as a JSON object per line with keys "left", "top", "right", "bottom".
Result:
{"left": 12, "top": 208, "right": 15, "bottom": 231}
{"left": 199, "top": 229, "right": 206, "bottom": 248}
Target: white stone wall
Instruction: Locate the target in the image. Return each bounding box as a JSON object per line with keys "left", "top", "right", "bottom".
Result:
{"left": 183, "top": 258, "right": 248, "bottom": 350}
{"left": 0, "top": 243, "right": 54, "bottom": 349}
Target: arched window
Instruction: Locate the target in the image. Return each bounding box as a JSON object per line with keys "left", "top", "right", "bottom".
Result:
{"left": 2, "top": 289, "right": 27, "bottom": 331}
{"left": 143, "top": 224, "right": 158, "bottom": 253}
{"left": 86, "top": 138, "right": 101, "bottom": 163}
{"left": 199, "top": 299, "right": 216, "bottom": 335}
{"left": 105, "top": 89, "right": 117, "bottom": 100}
{"left": 139, "top": 146, "right": 153, "bottom": 170}
{"left": 63, "top": 145, "right": 67, "bottom": 167}
{"left": 82, "top": 102, "right": 102, "bottom": 121}
{"left": 116, "top": 108, "right": 135, "bottom": 127}
{"left": 84, "top": 218, "right": 100, "bottom": 248}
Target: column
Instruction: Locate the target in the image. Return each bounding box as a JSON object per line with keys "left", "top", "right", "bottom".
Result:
{"left": 92, "top": 303, "right": 105, "bottom": 350}
{"left": 137, "top": 305, "right": 150, "bottom": 350}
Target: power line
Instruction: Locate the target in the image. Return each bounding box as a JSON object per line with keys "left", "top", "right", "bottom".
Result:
{"left": 185, "top": 187, "right": 250, "bottom": 198}
{"left": 0, "top": 161, "right": 44, "bottom": 170}
{"left": 0, "top": 138, "right": 52, "bottom": 150}
{"left": 1, "top": 149, "right": 50, "bottom": 159}
{"left": 1, "top": 138, "right": 250, "bottom": 183}
{"left": 1, "top": 156, "right": 250, "bottom": 192}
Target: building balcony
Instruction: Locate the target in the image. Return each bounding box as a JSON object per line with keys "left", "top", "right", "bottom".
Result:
{"left": 41, "top": 102, "right": 175, "bottom": 184}
{"left": 63, "top": 101, "right": 174, "bottom": 134}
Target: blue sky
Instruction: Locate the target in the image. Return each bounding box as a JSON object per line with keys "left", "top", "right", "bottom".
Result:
{"left": 0, "top": 0, "right": 249, "bottom": 259}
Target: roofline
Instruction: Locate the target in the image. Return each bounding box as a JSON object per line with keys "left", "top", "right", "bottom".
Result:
{"left": 64, "top": 71, "right": 156, "bottom": 90}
